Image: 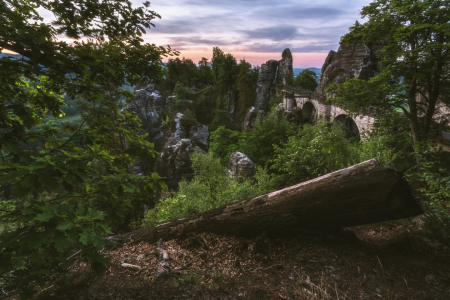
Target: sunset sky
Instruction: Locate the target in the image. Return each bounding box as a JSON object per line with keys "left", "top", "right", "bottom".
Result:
{"left": 143, "top": 0, "right": 373, "bottom": 68}
{"left": 8, "top": 0, "right": 374, "bottom": 68}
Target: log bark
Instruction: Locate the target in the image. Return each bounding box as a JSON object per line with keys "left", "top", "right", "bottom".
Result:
{"left": 116, "top": 159, "right": 423, "bottom": 243}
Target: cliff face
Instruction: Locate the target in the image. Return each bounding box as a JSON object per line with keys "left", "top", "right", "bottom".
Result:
{"left": 317, "top": 43, "right": 382, "bottom": 94}
{"left": 276, "top": 48, "right": 294, "bottom": 86}
{"left": 254, "top": 60, "right": 278, "bottom": 111}
{"left": 126, "top": 82, "right": 166, "bottom": 150}
{"left": 253, "top": 48, "right": 294, "bottom": 112}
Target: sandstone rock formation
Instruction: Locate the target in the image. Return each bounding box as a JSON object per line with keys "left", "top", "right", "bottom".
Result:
{"left": 243, "top": 107, "right": 265, "bottom": 130}
{"left": 276, "top": 48, "right": 294, "bottom": 86}
{"left": 154, "top": 113, "right": 209, "bottom": 191}
{"left": 254, "top": 60, "right": 278, "bottom": 111}
{"left": 317, "top": 42, "right": 382, "bottom": 94}
{"left": 126, "top": 82, "right": 166, "bottom": 150}
{"left": 228, "top": 152, "right": 256, "bottom": 178}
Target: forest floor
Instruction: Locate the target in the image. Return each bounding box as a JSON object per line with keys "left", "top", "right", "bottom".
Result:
{"left": 29, "top": 218, "right": 450, "bottom": 300}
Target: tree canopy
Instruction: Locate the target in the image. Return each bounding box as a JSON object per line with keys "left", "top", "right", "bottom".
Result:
{"left": 326, "top": 0, "right": 450, "bottom": 161}
{"left": 0, "top": 0, "right": 174, "bottom": 297}
{"left": 294, "top": 69, "right": 318, "bottom": 91}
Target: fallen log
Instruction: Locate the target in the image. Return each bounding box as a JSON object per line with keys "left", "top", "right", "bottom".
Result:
{"left": 115, "top": 159, "right": 423, "bottom": 243}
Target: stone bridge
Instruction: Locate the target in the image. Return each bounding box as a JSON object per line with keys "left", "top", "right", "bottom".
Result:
{"left": 276, "top": 85, "right": 380, "bottom": 140}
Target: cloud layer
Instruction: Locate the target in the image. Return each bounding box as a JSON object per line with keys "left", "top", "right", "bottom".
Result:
{"left": 141, "top": 0, "right": 372, "bottom": 67}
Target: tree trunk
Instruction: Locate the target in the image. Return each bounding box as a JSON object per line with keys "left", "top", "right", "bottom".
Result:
{"left": 115, "top": 159, "right": 423, "bottom": 243}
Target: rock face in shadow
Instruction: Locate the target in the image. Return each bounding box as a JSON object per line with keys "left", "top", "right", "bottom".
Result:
{"left": 276, "top": 48, "right": 294, "bottom": 86}
{"left": 317, "top": 43, "right": 382, "bottom": 94}
{"left": 154, "top": 113, "right": 210, "bottom": 191}
{"left": 254, "top": 60, "right": 278, "bottom": 111}
{"left": 127, "top": 82, "right": 166, "bottom": 150}
{"left": 228, "top": 152, "right": 256, "bottom": 178}
{"left": 126, "top": 82, "right": 167, "bottom": 176}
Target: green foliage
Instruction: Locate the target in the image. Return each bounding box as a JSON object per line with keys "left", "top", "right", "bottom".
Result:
{"left": 209, "top": 126, "right": 242, "bottom": 165}
{"left": 406, "top": 147, "right": 450, "bottom": 209}
{"left": 142, "top": 152, "right": 279, "bottom": 226}
{"left": 197, "top": 57, "right": 214, "bottom": 85}
{"left": 166, "top": 57, "right": 199, "bottom": 88}
{"left": 422, "top": 208, "right": 450, "bottom": 248}
{"left": 294, "top": 69, "right": 318, "bottom": 91}
{"left": 272, "top": 122, "right": 360, "bottom": 184}
{"left": 359, "top": 114, "right": 415, "bottom": 172}
{"left": 332, "top": 0, "right": 450, "bottom": 153}
{"left": 217, "top": 54, "right": 239, "bottom": 92}
{"left": 211, "top": 47, "right": 225, "bottom": 82}
{"left": 236, "top": 60, "right": 257, "bottom": 123}
{"left": 326, "top": 73, "right": 403, "bottom": 115}
{"left": 286, "top": 73, "right": 295, "bottom": 87}
{"left": 174, "top": 83, "right": 193, "bottom": 100}
{"left": 238, "top": 106, "right": 298, "bottom": 169}
{"left": 0, "top": 0, "right": 173, "bottom": 297}
{"left": 210, "top": 109, "right": 231, "bottom": 132}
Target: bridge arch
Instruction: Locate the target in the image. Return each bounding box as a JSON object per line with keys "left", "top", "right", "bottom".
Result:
{"left": 301, "top": 101, "right": 317, "bottom": 124}
{"left": 333, "top": 114, "right": 361, "bottom": 141}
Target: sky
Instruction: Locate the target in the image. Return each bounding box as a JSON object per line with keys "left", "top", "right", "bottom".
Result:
{"left": 141, "top": 0, "right": 373, "bottom": 68}
{"left": 5, "top": 0, "right": 373, "bottom": 68}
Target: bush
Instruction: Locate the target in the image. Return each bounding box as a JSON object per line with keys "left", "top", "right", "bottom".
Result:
{"left": 209, "top": 126, "right": 241, "bottom": 165}
{"left": 272, "top": 121, "right": 360, "bottom": 184}
{"left": 359, "top": 113, "right": 414, "bottom": 172}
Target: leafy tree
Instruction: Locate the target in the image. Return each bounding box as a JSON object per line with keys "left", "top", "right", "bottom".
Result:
{"left": 286, "top": 73, "right": 295, "bottom": 87}
{"left": 294, "top": 69, "right": 318, "bottom": 91}
{"left": 217, "top": 53, "right": 239, "bottom": 92}
{"left": 326, "top": 0, "right": 450, "bottom": 163}
{"left": 174, "top": 83, "right": 193, "bottom": 101}
{"left": 0, "top": 0, "right": 173, "bottom": 297}
{"left": 211, "top": 47, "right": 225, "bottom": 82}
{"left": 236, "top": 59, "right": 257, "bottom": 121}
{"left": 166, "top": 57, "right": 198, "bottom": 88}
{"left": 198, "top": 57, "right": 214, "bottom": 85}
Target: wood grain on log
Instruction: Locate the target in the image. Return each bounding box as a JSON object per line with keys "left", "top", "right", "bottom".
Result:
{"left": 115, "top": 159, "right": 423, "bottom": 244}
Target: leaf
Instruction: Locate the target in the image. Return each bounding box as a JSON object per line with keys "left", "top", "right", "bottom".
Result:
{"left": 79, "top": 230, "right": 90, "bottom": 245}
{"left": 34, "top": 212, "right": 53, "bottom": 222}
{"left": 54, "top": 235, "right": 70, "bottom": 253}
{"left": 56, "top": 222, "right": 75, "bottom": 231}
{"left": 39, "top": 174, "right": 60, "bottom": 190}
{"left": 92, "top": 233, "right": 105, "bottom": 250}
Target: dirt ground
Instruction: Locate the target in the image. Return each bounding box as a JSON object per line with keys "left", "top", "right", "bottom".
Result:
{"left": 27, "top": 219, "right": 450, "bottom": 300}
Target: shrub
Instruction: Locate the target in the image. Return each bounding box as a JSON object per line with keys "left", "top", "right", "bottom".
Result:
{"left": 359, "top": 113, "right": 414, "bottom": 172}
{"left": 142, "top": 152, "right": 280, "bottom": 226}
{"left": 209, "top": 126, "right": 241, "bottom": 165}
{"left": 272, "top": 121, "right": 360, "bottom": 184}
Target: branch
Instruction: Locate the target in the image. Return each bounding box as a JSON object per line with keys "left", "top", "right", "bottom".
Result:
{"left": 48, "top": 116, "right": 89, "bottom": 154}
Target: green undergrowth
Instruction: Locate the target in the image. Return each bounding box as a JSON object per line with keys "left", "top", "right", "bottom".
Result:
{"left": 142, "top": 151, "right": 281, "bottom": 226}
